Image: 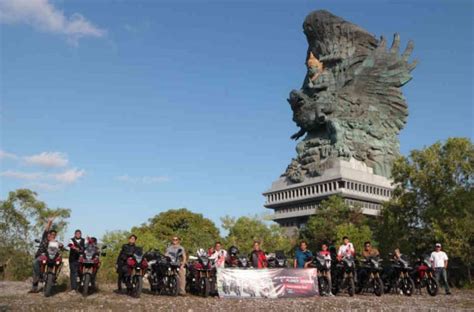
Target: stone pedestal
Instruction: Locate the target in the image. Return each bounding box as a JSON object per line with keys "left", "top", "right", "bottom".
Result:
{"left": 262, "top": 158, "right": 394, "bottom": 232}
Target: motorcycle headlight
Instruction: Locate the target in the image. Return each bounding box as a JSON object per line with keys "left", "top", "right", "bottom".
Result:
{"left": 49, "top": 254, "right": 55, "bottom": 260}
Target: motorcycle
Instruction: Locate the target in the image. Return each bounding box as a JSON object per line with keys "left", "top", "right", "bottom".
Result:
{"left": 120, "top": 247, "right": 148, "bottom": 298}
{"left": 356, "top": 256, "right": 384, "bottom": 296}
{"left": 144, "top": 249, "right": 163, "bottom": 293}
{"left": 312, "top": 254, "right": 332, "bottom": 296}
{"left": 413, "top": 255, "right": 439, "bottom": 296}
{"left": 333, "top": 255, "right": 356, "bottom": 296}
{"left": 267, "top": 251, "right": 287, "bottom": 268}
{"left": 35, "top": 240, "right": 64, "bottom": 297}
{"left": 384, "top": 254, "right": 415, "bottom": 296}
{"left": 187, "top": 249, "right": 217, "bottom": 297}
{"left": 78, "top": 244, "right": 107, "bottom": 297}
{"left": 154, "top": 247, "right": 184, "bottom": 296}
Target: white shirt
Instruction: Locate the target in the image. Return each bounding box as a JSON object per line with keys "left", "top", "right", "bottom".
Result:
{"left": 430, "top": 251, "right": 448, "bottom": 268}
{"left": 209, "top": 249, "right": 227, "bottom": 268}
{"left": 338, "top": 243, "right": 355, "bottom": 257}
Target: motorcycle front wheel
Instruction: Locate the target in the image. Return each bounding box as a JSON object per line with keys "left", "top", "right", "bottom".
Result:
{"left": 374, "top": 277, "right": 384, "bottom": 297}
{"left": 82, "top": 274, "right": 91, "bottom": 297}
{"left": 401, "top": 276, "right": 415, "bottom": 296}
{"left": 133, "top": 276, "right": 143, "bottom": 298}
{"left": 427, "top": 277, "right": 439, "bottom": 296}
{"left": 347, "top": 277, "right": 355, "bottom": 297}
{"left": 318, "top": 276, "right": 330, "bottom": 296}
{"left": 169, "top": 275, "right": 178, "bottom": 296}
{"left": 201, "top": 277, "right": 210, "bottom": 297}
{"left": 44, "top": 273, "right": 54, "bottom": 297}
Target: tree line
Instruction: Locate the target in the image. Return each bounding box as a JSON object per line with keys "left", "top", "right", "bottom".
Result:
{"left": 1, "top": 138, "right": 472, "bottom": 285}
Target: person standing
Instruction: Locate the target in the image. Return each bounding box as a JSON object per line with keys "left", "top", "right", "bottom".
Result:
{"left": 337, "top": 236, "right": 355, "bottom": 261}
{"left": 250, "top": 241, "right": 267, "bottom": 269}
{"left": 68, "top": 229, "right": 85, "bottom": 293}
{"left": 294, "top": 240, "right": 313, "bottom": 268}
{"left": 209, "top": 241, "right": 227, "bottom": 269}
{"left": 116, "top": 234, "right": 140, "bottom": 292}
{"left": 430, "top": 243, "right": 451, "bottom": 295}
{"left": 29, "top": 217, "right": 54, "bottom": 293}
{"left": 165, "top": 236, "right": 187, "bottom": 295}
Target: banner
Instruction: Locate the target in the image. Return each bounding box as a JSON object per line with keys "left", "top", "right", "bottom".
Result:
{"left": 216, "top": 268, "right": 319, "bottom": 298}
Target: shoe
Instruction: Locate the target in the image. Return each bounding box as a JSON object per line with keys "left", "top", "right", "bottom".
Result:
{"left": 178, "top": 292, "right": 187, "bottom": 296}
{"left": 28, "top": 287, "right": 39, "bottom": 293}
{"left": 446, "top": 292, "right": 452, "bottom": 295}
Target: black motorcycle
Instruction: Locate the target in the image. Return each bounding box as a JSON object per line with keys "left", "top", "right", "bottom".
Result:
{"left": 144, "top": 249, "right": 163, "bottom": 293}
{"left": 312, "top": 254, "right": 332, "bottom": 296}
{"left": 356, "top": 256, "right": 384, "bottom": 296}
{"left": 384, "top": 255, "right": 415, "bottom": 296}
{"left": 187, "top": 251, "right": 216, "bottom": 297}
{"left": 412, "top": 255, "right": 439, "bottom": 296}
{"left": 152, "top": 248, "right": 183, "bottom": 296}
{"left": 334, "top": 255, "right": 356, "bottom": 296}
{"left": 267, "top": 251, "right": 287, "bottom": 268}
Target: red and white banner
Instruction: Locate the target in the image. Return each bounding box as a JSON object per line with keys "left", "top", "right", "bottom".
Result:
{"left": 217, "top": 268, "right": 319, "bottom": 298}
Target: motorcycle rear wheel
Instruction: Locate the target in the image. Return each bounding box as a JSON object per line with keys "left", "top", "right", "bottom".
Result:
{"left": 44, "top": 273, "right": 54, "bottom": 297}
{"left": 82, "top": 274, "right": 91, "bottom": 297}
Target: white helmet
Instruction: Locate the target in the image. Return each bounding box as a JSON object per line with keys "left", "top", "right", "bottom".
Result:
{"left": 196, "top": 248, "right": 206, "bottom": 257}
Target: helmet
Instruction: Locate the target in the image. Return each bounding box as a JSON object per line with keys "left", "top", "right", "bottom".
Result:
{"left": 196, "top": 248, "right": 206, "bottom": 257}
{"left": 228, "top": 245, "right": 239, "bottom": 256}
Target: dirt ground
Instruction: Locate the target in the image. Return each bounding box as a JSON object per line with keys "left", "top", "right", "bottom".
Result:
{"left": 0, "top": 281, "right": 473, "bottom": 312}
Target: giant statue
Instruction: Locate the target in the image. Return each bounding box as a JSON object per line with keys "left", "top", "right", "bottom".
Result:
{"left": 284, "top": 10, "right": 417, "bottom": 183}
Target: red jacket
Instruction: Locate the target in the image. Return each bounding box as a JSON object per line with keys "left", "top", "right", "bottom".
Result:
{"left": 251, "top": 250, "right": 267, "bottom": 269}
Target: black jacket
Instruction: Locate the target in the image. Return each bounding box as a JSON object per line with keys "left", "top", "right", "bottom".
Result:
{"left": 35, "top": 230, "right": 49, "bottom": 258}
{"left": 69, "top": 237, "right": 85, "bottom": 262}
{"left": 116, "top": 243, "right": 141, "bottom": 265}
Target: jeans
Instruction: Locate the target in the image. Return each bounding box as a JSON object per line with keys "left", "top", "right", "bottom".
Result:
{"left": 32, "top": 257, "right": 41, "bottom": 286}
{"left": 178, "top": 267, "right": 186, "bottom": 294}
{"left": 434, "top": 267, "right": 450, "bottom": 293}
{"left": 70, "top": 261, "right": 80, "bottom": 290}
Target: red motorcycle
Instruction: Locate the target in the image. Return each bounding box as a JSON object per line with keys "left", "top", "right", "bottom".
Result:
{"left": 120, "top": 248, "right": 148, "bottom": 298}
{"left": 79, "top": 244, "right": 106, "bottom": 297}
{"left": 36, "top": 241, "right": 64, "bottom": 297}
{"left": 413, "top": 256, "right": 439, "bottom": 296}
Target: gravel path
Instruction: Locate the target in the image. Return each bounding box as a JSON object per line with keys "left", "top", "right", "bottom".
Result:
{"left": 1, "top": 281, "right": 473, "bottom": 311}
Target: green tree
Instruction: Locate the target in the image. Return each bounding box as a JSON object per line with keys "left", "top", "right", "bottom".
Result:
{"left": 335, "top": 223, "right": 374, "bottom": 255}
{"left": 97, "top": 230, "right": 130, "bottom": 282}
{"left": 222, "top": 215, "right": 294, "bottom": 255}
{"left": 299, "top": 195, "right": 369, "bottom": 251}
{"left": 375, "top": 138, "right": 473, "bottom": 283}
{"left": 132, "top": 208, "right": 221, "bottom": 255}
{"left": 0, "top": 189, "right": 70, "bottom": 280}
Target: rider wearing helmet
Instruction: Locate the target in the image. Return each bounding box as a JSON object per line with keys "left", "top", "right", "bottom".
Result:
{"left": 225, "top": 246, "right": 240, "bottom": 267}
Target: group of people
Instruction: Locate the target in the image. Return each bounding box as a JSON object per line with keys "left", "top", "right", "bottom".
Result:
{"left": 29, "top": 218, "right": 99, "bottom": 293}
{"left": 293, "top": 236, "right": 451, "bottom": 295}
{"left": 28, "top": 219, "right": 452, "bottom": 296}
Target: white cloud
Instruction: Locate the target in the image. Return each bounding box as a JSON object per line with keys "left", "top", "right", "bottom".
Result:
{"left": 0, "top": 0, "right": 106, "bottom": 44}
{"left": 51, "top": 168, "right": 85, "bottom": 184}
{"left": 0, "top": 170, "right": 42, "bottom": 180}
{"left": 0, "top": 150, "right": 18, "bottom": 160}
{"left": 117, "top": 174, "right": 170, "bottom": 184}
{"left": 24, "top": 152, "right": 68, "bottom": 168}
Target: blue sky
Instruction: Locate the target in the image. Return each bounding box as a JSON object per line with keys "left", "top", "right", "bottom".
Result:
{"left": 1, "top": 0, "right": 472, "bottom": 239}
